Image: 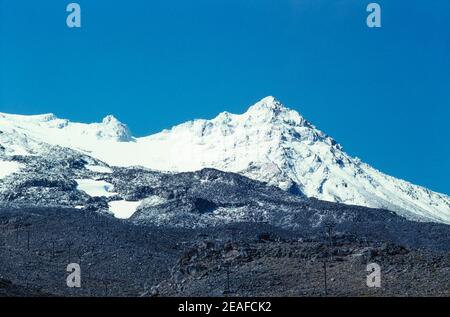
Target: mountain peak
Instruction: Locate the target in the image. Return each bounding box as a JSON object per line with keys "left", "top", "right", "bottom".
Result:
{"left": 258, "top": 95, "right": 278, "bottom": 104}
{"left": 102, "top": 115, "right": 121, "bottom": 125}
{"left": 247, "top": 96, "right": 286, "bottom": 114}
{"left": 243, "top": 96, "right": 309, "bottom": 128}
{"left": 98, "top": 115, "right": 133, "bottom": 142}
{"left": 2, "top": 99, "right": 449, "bottom": 224}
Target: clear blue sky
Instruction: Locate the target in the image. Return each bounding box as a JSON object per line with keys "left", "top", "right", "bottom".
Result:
{"left": 0, "top": 0, "right": 449, "bottom": 194}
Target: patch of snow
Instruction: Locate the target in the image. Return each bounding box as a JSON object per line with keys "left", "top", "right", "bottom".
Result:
{"left": 0, "top": 160, "right": 24, "bottom": 179}
{"left": 75, "top": 179, "right": 116, "bottom": 197}
{"left": 108, "top": 200, "right": 142, "bottom": 219}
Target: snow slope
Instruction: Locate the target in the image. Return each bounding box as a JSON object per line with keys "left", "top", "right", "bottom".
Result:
{"left": 108, "top": 200, "right": 142, "bottom": 219}
{"left": 0, "top": 160, "right": 24, "bottom": 179}
{"left": 1, "top": 97, "right": 449, "bottom": 223}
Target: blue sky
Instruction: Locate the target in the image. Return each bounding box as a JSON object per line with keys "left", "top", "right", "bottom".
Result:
{"left": 0, "top": 0, "right": 449, "bottom": 194}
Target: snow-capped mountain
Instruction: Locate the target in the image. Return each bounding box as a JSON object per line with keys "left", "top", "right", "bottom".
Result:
{"left": 1, "top": 96, "right": 449, "bottom": 223}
